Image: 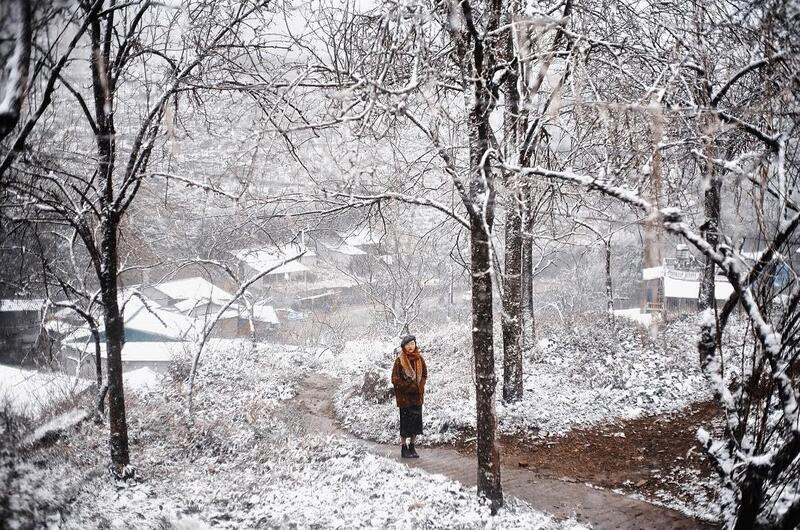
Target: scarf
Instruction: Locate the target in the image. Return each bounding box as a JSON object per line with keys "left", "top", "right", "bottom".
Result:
{"left": 399, "top": 348, "right": 424, "bottom": 388}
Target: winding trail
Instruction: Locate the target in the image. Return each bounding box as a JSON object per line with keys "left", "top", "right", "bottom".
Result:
{"left": 294, "top": 372, "right": 717, "bottom": 530}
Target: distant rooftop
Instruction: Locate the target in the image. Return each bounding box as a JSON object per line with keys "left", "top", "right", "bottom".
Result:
{"left": 0, "top": 299, "right": 46, "bottom": 312}
{"left": 231, "top": 247, "right": 311, "bottom": 275}
{"left": 340, "top": 226, "right": 385, "bottom": 247}
{"left": 153, "top": 277, "right": 234, "bottom": 305}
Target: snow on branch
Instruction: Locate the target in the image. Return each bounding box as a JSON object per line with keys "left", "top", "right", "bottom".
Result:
{"left": 322, "top": 188, "right": 469, "bottom": 229}
{"left": 148, "top": 172, "right": 241, "bottom": 200}
{"left": 710, "top": 52, "right": 790, "bottom": 106}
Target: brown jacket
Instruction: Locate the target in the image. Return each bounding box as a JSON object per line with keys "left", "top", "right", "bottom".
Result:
{"left": 391, "top": 348, "right": 427, "bottom": 408}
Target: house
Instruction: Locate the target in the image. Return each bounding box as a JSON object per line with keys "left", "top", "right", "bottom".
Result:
{"left": 231, "top": 245, "right": 313, "bottom": 288}
{"left": 339, "top": 226, "right": 387, "bottom": 256}
{"left": 317, "top": 240, "right": 368, "bottom": 270}
{"left": 59, "top": 292, "right": 196, "bottom": 376}
{"left": 61, "top": 338, "right": 193, "bottom": 377}
{"left": 0, "top": 299, "right": 48, "bottom": 365}
{"left": 641, "top": 245, "right": 735, "bottom": 314}
{"left": 148, "top": 276, "right": 235, "bottom": 311}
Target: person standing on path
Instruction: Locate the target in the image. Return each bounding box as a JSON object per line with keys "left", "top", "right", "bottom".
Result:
{"left": 391, "top": 335, "right": 427, "bottom": 458}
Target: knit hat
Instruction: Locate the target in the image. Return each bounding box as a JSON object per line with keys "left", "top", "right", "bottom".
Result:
{"left": 400, "top": 335, "right": 417, "bottom": 348}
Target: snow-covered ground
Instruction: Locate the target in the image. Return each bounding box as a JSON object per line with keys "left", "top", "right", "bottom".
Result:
{"left": 2, "top": 339, "right": 583, "bottom": 529}
{"left": 0, "top": 365, "right": 91, "bottom": 419}
{"left": 331, "top": 316, "right": 743, "bottom": 444}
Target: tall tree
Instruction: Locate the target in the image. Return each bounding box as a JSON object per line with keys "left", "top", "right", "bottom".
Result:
{"left": 0, "top": 0, "right": 272, "bottom": 475}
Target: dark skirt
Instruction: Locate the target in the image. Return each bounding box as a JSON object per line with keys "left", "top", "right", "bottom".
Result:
{"left": 399, "top": 405, "right": 423, "bottom": 437}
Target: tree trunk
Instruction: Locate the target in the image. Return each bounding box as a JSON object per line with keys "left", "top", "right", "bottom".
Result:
{"left": 91, "top": 323, "right": 104, "bottom": 414}
{"left": 605, "top": 238, "right": 614, "bottom": 322}
{"left": 500, "top": 17, "right": 524, "bottom": 403}
{"left": 523, "top": 236, "right": 537, "bottom": 341}
{"left": 468, "top": 63, "right": 502, "bottom": 516}
{"left": 90, "top": 4, "right": 129, "bottom": 475}
{"left": 699, "top": 173, "right": 720, "bottom": 311}
{"left": 470, "top": 216, "right": 503, "bottom": 512}
{"left": 0, "top": 0, "right": 32, "bottom": 142}
{"left": 501, "top": 203, "right": 524, "bottom": 402}
{"left": 100, "top": 218, "right": 130, "bottom": 474}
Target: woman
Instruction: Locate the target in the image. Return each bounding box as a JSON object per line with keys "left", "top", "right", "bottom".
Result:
{"left": 391, "top": 334, "right": 427, "bottom": 458}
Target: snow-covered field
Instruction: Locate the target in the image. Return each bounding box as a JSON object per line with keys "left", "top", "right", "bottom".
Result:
{"left": 1, "top": 339, "right": 583, "bottom": 529}
{"left": 332, "top": 315, "right": 743, "bottom": 444}
{"left": 0, "top": 365, "right": 91, "bottom": 419}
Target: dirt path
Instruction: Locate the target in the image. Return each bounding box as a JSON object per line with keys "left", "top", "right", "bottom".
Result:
{"left": 294, "top": 373, "right": 717, "bottom": 530}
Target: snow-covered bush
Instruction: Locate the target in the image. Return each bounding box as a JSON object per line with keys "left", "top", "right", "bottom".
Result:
{"left": 334, "top": 316, "right": 746, "bottom": 443}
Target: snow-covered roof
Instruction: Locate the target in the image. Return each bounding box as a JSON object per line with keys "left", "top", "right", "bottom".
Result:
{"left": 340, "top": 226, "right": 384, "bottom": 247}
{"left": 642, "top": 266, "right": 664, "bottom": 280}
{"left": 740, "top": 250, "right": 765, "bottom": 261}
{"left": 231, "top": 248, "right": 311, "bottom": 276}
{"left": 251, "top": 303, "right": 279, "bottom": 324}
{"left": 122, "top": 296, "right": 196, "bottom": 339}
{"left": 153, "top": 277, "right": 234, "bottom": 305}
{"left": 43, "top": 318, "right": 78, "bottom": 335}
{"left": 298, "top": 291, "right": 339, "bottom": 301}
{"left": 64, "top": 339, "right": 191, "bottom": 363}
{"left": 0, "top": 365, "right": 91, "bottom": 417}
{"left": 68, "top": 296, "right": 197, "bottom": 342}
{"left": 321, "top": 241, "right": 367, "bottom": 256}
{"left": 0, "top": 299, "right": 46, "bottom": 312}
{"left": 664, "top": 276, "right": 734, "bottom": 301}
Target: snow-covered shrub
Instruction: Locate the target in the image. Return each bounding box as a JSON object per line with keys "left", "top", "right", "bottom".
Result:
{"left": 335, "top": 316, "right": 746, "bottom": 443}
{"left": 360, "top": 369, "right": 394, "bottom": 404}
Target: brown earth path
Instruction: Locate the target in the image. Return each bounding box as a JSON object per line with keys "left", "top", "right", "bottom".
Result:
{"left": 294, "top": 373, "right": 716, "bottom": 530}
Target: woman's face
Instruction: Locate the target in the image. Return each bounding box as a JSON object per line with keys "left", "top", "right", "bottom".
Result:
{"left": 403, "top": 340, "right": 416, "bottom": 354}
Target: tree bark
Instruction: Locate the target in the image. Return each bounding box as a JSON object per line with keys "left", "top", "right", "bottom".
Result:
{"left": 90, "top": 1, "right": 129, "bottom": 475}
{"left": 466, "top": 6, "right": 503, "bottom": 504}
{"left": 0, "top": 0, "right": 32, "bottom": 142}
{"left": 699, "top": 165, "right": 720, "bottom": 311}
{"left": 605, "top": 238, "right": 614, "bottom": 322}
{"left": 522, "top": 236, "right": 537, "bottom": 341}
{"left": 470, "top": 215, "right": 503, "bottom": 512}
{"left": 500, "top": 17, "right": 524, "bottom": 403}
{"left": 100, "top": 218, "right": 130, "bottom": 472}
{"left": 501, "top": 202, "right": 524, "bottom": 402}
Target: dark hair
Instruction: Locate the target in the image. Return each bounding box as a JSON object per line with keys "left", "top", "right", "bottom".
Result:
{"left": 400, "top": 335, "right": 417, "bottom": 348}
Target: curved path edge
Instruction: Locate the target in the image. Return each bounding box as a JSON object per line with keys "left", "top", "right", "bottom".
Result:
{"left": 294, "top": 372, "right": 717, "bottom": 530}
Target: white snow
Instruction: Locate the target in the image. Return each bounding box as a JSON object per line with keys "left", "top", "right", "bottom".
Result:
{"left": 0, "top": 299, "right": 45, "bottom": 312}
{"left": 231, "top": 247, "right": 310, "bottom": 275}
{"left": 123, "top": 367, "right": 162, "bottom": 390}
{"left": 63, "top": 339, "right": 192, "bottom": 363}
{"left": 613, "top": 308, "right": 653, "bottom": 326}
{"left": 69, "top": 295, "right": 198, "bottom": 342}
{"left": 333, "top": 318, "right": 746, "bottom": 443}
{"left": 250, "top": 302, "right": 279, "bottom": 324}
{"left": 320, "top": 240, "right": 368, "bottom": 255}
{"left": 663, "top": 275, "right": 734, "bottom": 301}
{"left": 2, "top": 339, "right": 584, "bottom": 529}
{"left": 0, "top": 365, "right": 91, "bottom": 418}
{"left": 153, "top": 276, "right": 234, "bottom": 305}
{"left": 22, "top": 408, "right": 90, "bottom": 446}
{"left": 341, "top": 226, "right": 384, "bottom": 247}
{"left": 642, "top": 266, "right": 665, "bottom": 280}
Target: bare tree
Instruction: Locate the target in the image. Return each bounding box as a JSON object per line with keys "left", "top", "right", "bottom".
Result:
{"left": 0, "top": 0, "right": 274, "bottom": 476}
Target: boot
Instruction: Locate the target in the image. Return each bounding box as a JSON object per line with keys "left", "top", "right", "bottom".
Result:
{"left": 401, "top": 443, "right": 411, "bottom": 458}
{"left": 409, "top": 442, "right": 419, "bottom": 458}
